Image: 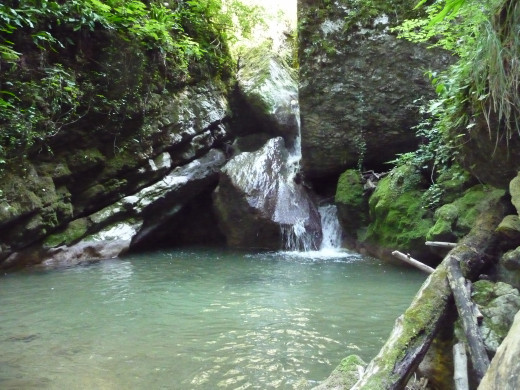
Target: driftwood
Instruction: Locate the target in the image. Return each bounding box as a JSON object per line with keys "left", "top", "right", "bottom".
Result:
{"left": 447, "top": 257, "right": 490, "bottom": 381}
{"left": 351, "top": 196, "right": 507, "bottom": 390}
{"left": 453, "top": 342, "right": 469, "bottom": 390}
{"left": 392, "top": 251, "right": 435, "bottom": 274}
{"left": 425, "top": 241, "right": 458, "bottom": 248}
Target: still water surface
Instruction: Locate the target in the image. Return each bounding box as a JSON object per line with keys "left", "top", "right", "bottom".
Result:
{"left": 0, "top": 248, "right": 425, "bottom": 389}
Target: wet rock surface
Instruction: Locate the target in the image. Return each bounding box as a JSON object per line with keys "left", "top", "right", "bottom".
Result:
{"left": 235, "top": 45, "right": 299, "bottom": 150}
{"left": 213, "top": 137, "right": 322, "bottom": 250}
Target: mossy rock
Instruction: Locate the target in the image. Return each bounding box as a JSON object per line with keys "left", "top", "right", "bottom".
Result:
{"left": 496, "top": 215, "right": 520, "bottom": 242}
{"left": 313, "top": 355, "right": 366, "bottom": 390}
{"left": 427, "top": 184, "right": 505, "bottom": 243}
{"left": 498, "top": 247, "right": 520, "bottom": 290}
{"left": 44, "top": 218, "right": 89, "bottom": 248}
{"left": 472, "top": 280, "right": 520, "bottom": 353}
{"left": 66, "top": 148, "right": 105, "bottom": 173}
{"left": 0, "top": 162, "right": 60, "bottom": 226}
{"left": 426, "top": 204, "right": 458, "bottom": 242}
{"left": 335, "top": 169, "right": 369, "bottom": 236}
{"left": 436, "top": 164, "right": 476, "bottom": 203}
{"left": 363, "top": 164, "right": 434, "bottom": 259}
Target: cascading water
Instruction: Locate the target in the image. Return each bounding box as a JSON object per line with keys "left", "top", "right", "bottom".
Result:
{"left": 278, "top": 100, "right": 321, "bottom": 252}
{"left": 318, "top": 204, "right": 343, "bottom": 250}
{"left": 279, "top": 101, "right": 344, "bottom": 253}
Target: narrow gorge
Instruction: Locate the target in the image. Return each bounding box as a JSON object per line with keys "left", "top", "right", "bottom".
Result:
{"left": 1, "top": 0, "right": 520, "bottom": 389}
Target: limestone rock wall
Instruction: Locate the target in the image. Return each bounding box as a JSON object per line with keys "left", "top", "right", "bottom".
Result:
{"left": 297, "top": 0, "right": 450, "bottom": 179}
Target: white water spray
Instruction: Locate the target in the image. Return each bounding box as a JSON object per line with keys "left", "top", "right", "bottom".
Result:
{"left": 279, "top": 100, "right": 345, "bottom": 253}
{"left": 318, "top": 204, "right": 343, "bottom": 250}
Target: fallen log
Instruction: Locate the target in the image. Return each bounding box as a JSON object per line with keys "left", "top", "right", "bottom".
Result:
{"left": 425, "top": 241, "right": 458, "bottom": 248}
{"left": 392, "top": 251, "right": 434, "bottom": 274}
{"left": 447, "top": 257, "right": 490, "bottom": 381}
{"left": 351, "top": 196, "right": 507, "bottom": 390}
{"left": 453, "top": 342, "right": 469, "bottom": 390}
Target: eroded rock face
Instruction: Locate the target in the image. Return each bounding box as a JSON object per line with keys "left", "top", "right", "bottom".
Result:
{"left": 298, "top": 0, "right": 450, "bottom": 179}
{"left": 1, "top": 149, "right": 227, "bottom": 269}
{"left": 213, "top": 137, "right": 322, "bottom": 250}
{"left": 235, "top": 45, "right": 299, "bottom": 150}
{"left": 478, "top": 309, "right": 520, "bottom": 390}
{"left": 472, "top": 280, "right": 520, "bottom": 355}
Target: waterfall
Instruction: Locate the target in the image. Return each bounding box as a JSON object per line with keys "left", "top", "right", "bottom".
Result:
{"left": 318, "top": 204, "right": 343, "bottom": 250}
{"left": 286, "top": 99, "right": 302, "bottom": 180}
{"left": 279, "top": 100, "right": 320, "bottom": 252}
{"left": 281, "top": 219, "right": 316, "bottom": 252}
{"left": 279, "top": 101, "right": 345, "bottom": 253}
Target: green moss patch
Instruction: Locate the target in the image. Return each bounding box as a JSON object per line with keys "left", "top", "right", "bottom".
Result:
{"left": 44, "top": 218, "right": 89, "bottom": 248}
{"left": 363, "top": 164, "right": 434, "bottom": 256}
{"left": 335, "top": 169, "right": 369, "bottom": 236}
{"left": 427, "top": 184, "right": 505, "bottom": 242}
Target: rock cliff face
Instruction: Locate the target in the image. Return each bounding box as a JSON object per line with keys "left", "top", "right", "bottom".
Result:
{"left": 297, "top": 0, "right": 450, "bottom": 180}
{"left": 0, "top": 23, "right": 316, "bottom": 269}
{"left": 0, "top": 78, "right": 232, "bottom": 269}
{"left": 0, "top": 26, "right": 234, "bottom": 269}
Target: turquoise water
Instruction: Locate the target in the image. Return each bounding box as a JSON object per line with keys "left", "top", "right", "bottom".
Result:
{"left": 0, "top": 248, "right": 425, "bottom": 389}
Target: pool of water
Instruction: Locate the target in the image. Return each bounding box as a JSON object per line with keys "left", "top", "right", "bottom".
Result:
{"left": 0, "top": 248, "right": 425, "bottom": 389}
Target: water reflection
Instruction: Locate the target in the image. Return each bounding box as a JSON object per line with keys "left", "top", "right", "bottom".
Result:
{"left": 0, "top": 248, "right": 425, "bottom": 389}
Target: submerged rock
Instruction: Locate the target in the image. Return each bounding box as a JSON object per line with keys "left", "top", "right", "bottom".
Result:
{"left": 213, "top": 137, "right": 322, "bottom": 250}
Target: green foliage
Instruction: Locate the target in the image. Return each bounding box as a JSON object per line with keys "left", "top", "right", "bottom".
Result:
{"left": 0, "top": 63, "right": 82, "bottom": 158}
{"left": 389, "top": 0, "right": 520, "bottom": 207}
{"left": 0, "top": 0, "right": 262, "bottom": 165}
{"left": 396, "top": 0, "right": 520, "bottom": 151}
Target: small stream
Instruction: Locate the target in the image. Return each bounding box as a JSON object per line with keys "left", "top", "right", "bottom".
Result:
{"left": 0, "top": 249, "right": 425, "bottom": 389}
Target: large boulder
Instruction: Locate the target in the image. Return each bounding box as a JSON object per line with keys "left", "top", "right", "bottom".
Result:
{"left": 234, "top": 43, "right": 299, "bottom": 150}
{"left": 472, "top": 280, "right": 520, "bottom": 355}
{"left": 426, "top": 185, "right": 506, "bottom": 243}
{"left": 297, "top": 0, "right": 450, "bottom": 179}
{"left": 335, "top": 169, "right": 369, "bottom": 238}
{"left": 478, "top": 308, "right": 520, "bottom": 389}
{"left": 213, "top": 137, "right": 322, "bottom": 250}
{"left": 362, "top": 164, "right": 435, "bottom": 262}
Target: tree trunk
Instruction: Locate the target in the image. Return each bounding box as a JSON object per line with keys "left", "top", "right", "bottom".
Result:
{"left": 351, "top": 196, "right": 507, "bottom": 390}
{"left": 453, "top": 342, "right": 469, "bottom": 390}
{"left": 447, "top": 257, "right": 490, "bottom": 382}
